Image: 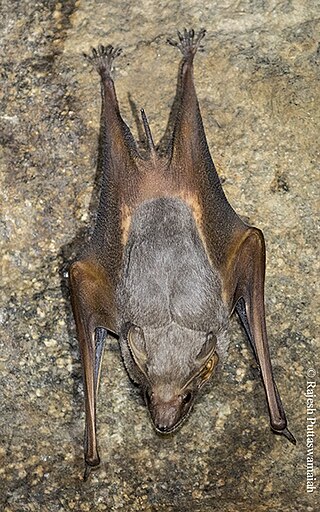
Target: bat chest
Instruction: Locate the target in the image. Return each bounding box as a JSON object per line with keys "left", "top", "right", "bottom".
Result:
{"left": 117, "top": 197, "right": 228, "bottom": 332}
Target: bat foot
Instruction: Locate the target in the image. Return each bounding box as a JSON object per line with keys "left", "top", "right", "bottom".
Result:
{"left": 83, "top": 44, "right": 122, "bottom": 78}
{"left": 272, "top": 426, "right": 296, "bottom": 445}
{"left": 167, "top": 28, "right": 206, "bottom": 60}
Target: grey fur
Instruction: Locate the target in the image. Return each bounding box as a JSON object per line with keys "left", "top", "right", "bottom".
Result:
{"left": 117, "top": 197, "right": 229, "bottom": 388}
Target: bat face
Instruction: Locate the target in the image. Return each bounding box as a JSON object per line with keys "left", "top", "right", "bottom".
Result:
{"left": 121, "top": 323, "right": 220, "bottom": 433}
{"left": 70, "top": 30, "right": 295, "bottom": 478}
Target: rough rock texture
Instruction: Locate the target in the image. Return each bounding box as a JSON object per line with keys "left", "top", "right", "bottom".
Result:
{"left": 0, "top": 1, "right": 319, "bottom": 511}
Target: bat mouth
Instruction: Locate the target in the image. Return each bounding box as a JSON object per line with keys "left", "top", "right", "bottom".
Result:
{"left": 147, "top": 395, "right": 195, "bottom": 435}
{"left": 155, "top": 427, "right": 179, "bottom": 435}
{"left": 153, "top": 415, "right": 187, "bottom": 435}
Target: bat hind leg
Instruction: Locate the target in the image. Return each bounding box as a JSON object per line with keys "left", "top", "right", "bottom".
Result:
{"left": 167, "top": 28, "right": 206, "bottom": 60}
{"left": 84, "top": 44, "right": 122, "bottom": 78}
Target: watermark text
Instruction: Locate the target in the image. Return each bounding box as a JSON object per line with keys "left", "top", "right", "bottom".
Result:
{"left": 306, "top": 368, "right": 316, "bottom": 493}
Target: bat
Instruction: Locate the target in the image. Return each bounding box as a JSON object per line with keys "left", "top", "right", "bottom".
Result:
{"left": 69, "top": 28, "right": 295, "bottom": 480}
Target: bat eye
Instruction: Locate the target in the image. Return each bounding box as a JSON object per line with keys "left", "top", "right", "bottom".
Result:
{"left": 182, "top": 391, "right": 193, "bottom": 405}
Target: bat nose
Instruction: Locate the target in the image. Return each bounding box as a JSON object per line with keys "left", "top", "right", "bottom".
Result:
{"left": 155, "top": 419, "right": 176, "bottom": 433}
{"left": 151, "top": 401, "right": 181, "bottom": 433}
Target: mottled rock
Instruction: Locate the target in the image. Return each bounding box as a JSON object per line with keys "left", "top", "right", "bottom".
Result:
{"left": 0, "top": 0, "right": 318, "bottom": 511}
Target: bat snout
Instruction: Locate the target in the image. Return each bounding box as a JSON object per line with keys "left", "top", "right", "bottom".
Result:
{"left": 153, "top": 401, "right": 181, "bottom": 433}
{"left": 146, "top": 388, "right": 194, "bottom": 434}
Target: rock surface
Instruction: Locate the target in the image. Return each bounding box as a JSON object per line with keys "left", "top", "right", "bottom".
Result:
{"left": 0, "top": 1, "right": 318, "bottom": 511}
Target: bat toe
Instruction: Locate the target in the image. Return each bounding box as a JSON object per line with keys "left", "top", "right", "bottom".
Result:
{"left": 167, "top": 28, "right": 206, "bottom": 59}
{"left": 83, "top": 44, "right": 122, "bottom": 77}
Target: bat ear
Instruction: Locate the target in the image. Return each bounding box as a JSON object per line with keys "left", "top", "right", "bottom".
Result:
{"left": 196, "top": 332, "right": 217, "bottom": 365}
{"left": 127, "top": 324, "right": 148, "bottom": 374}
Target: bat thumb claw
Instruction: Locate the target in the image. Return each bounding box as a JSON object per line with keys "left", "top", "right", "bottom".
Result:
{"left": 282, "top": 427, "right": 296, "bottom": 445}
{"left": 272, "top": 426, "right": 296, "bottom": 445}
{"left": 83, "top": 464, "right": 92, "bottom": 481}
{"left": 83, "top": 459, "right": 100, "bottom": 481}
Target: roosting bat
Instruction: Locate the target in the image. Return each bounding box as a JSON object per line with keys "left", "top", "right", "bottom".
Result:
{"left": 69, "top": 28, "right": 295, "bottom": 479}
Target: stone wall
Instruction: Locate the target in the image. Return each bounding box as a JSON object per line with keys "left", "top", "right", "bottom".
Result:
{"left": 0, "top": 1, "right": 318, "bottom": 510}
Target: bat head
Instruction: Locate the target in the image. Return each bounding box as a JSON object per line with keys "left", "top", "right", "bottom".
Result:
{"left": 121, "top": 322, "right": 220, "bottom": 433}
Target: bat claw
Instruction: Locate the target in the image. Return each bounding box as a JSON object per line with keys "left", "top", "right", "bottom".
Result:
{"left": 167, "top": 37, "right": 179, "bottom": 48}
{"left": 178, "top": 30, "right": 184, "bottom": 43}
{"left": 83, "top": 459, "right": 101, "bottom": 481}
{"left": 272, "top": 426, "right": 296, "bottom": 445}
{"left": 282, "top": 427, "right": 296, "bottom": 445}
{"left": 83, "top": 464, "right": 92, "bottom": 481}
{"left": 84, "top": 44, "right": 122, "bottom": 78}
{"left": 167, "top": 28, "right": 206, "bottom": 59}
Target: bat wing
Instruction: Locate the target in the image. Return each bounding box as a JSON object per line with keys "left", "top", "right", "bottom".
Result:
{"left": 166, "top": 29, "right": 295, "bottom": 443}
{"left": 69, "top": 258, "right": 117, "bottom": 478}
{"left": 70, "top": 45, "right": 144, "bottom": 478}
{"left": 224, "top": 228, "right": 295, "bottom": 443}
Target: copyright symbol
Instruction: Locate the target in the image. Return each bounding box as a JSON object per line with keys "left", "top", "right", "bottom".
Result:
{"left": 307, "top": 368, "right": 316, "bottom": 379}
